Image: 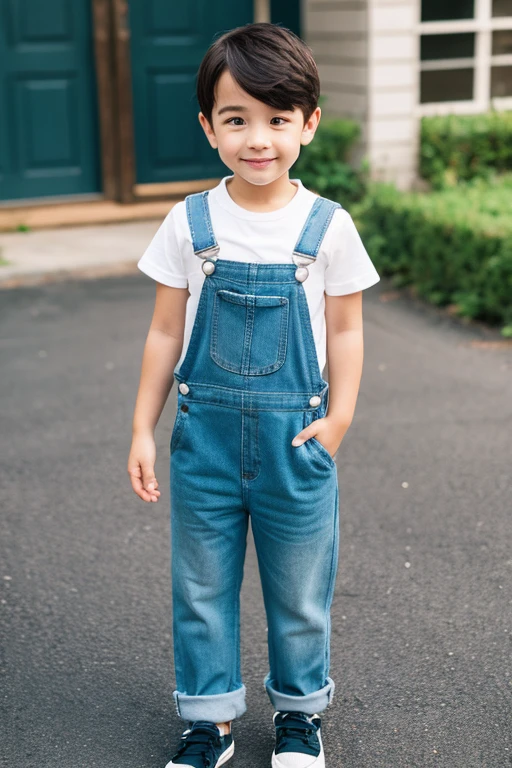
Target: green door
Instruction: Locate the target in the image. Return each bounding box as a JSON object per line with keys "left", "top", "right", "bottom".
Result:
{"left": 0, "top": 0, "right": 100, "bottom": 202}
{"left": 128, "top": 1, "right": 254, "bottom": 185}
{"left": 271, "top": 0, "right": 301, "bottom": 37}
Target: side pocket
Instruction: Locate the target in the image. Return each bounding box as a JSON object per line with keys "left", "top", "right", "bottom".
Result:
{"left": 303, "top": 409, "right": 336, "bottom": 470}
{"left": 309, "top": 436, "right": 336, "bottom": 470}
{"left": 170, "top": 407, "right": 187, "bottom": 454}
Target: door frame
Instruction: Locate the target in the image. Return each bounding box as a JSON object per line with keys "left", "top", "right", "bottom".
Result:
{"left": 91, "top": 0, "right": 136, "bottom": 202}
{"left": 92, "top": 0, "right": 271, "bottom": 203}
{"left": 91, "top": 0, "right": 118, "bottom": 200}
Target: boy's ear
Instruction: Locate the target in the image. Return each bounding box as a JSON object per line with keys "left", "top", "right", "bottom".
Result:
{"left": 300, "top": 107, "right": 321, "bottom": 147}
{"left": 198, "top": 112, "right": 218, "bottom": 149}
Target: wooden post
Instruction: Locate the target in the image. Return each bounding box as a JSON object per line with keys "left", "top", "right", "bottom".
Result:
{"left": 112, "top": 0, "right": 136, "bottom": 203}
{"left": 91, "top": 0, "right": 118, "bottom": 199}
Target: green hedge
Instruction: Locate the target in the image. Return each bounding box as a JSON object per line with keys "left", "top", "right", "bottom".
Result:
{"left": 420, "top": 111, "right": 512, "bottom": 189}
{"left": 352, "top": 175, "right": 512, "bottom": 335}
{"left": 291, "top": 115, "right": 367, "bottom": 204}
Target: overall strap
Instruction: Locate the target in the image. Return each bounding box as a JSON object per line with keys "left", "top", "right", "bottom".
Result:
{"left": 293, "top": 197, "right": 343, "bottom": 262}
{"left": 185, "top": 190, "right": 220, "bottom": 258}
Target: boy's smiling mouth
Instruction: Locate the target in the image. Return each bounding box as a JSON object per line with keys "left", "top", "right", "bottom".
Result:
{"left": 242, "top": 158, "right": 276, "bottom": 168}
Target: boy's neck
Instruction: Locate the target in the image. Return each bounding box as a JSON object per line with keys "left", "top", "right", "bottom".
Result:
{"left": 225, "top": 172, "right": 299, "bottom": 213}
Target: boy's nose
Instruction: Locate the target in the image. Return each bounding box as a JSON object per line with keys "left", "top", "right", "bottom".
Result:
{"left": 246, "top": 133, "right": 272, "bottom": 150}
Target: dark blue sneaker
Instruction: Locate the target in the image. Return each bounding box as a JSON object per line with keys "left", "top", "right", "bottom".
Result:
{"left": 272, "top": 711, "right": 324, "bottom": 768}
{"left": 165, "top": 721, "right": 234, "bottom": 768}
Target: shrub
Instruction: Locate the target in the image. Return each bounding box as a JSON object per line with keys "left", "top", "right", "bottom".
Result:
{"left": 352, "top": 174, "right": 512, "bottom": 334}
{"left": 420, "top": 110, "right": 512, "bottom": 189}
{"left": 291, "top": 115, "right": 367, "bottom": 204}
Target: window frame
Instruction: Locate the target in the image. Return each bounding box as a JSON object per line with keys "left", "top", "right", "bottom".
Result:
{"left": 417, "top": 0, "right": 512, "bottom": 114}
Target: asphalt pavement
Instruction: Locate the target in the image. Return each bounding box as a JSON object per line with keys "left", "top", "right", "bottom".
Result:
{"left": 1, "top": 274, "right": 511, "bottom": 768}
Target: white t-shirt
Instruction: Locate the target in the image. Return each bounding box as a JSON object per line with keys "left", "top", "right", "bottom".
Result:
{"left": 137, "top": 175, "right": 380, "bottom": 375}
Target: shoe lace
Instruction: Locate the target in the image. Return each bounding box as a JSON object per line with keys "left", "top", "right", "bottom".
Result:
{"left": 276, "top": 716, "right": 317, "bottom": 749}
{"left": 171, "top": 725, "right": 222, "bottom": 767}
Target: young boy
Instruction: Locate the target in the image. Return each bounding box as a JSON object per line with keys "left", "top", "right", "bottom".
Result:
{"left": 128, "top": 22, "right": 380, "bottom": 768}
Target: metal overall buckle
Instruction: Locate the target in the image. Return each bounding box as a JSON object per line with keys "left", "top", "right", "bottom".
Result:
{"left": 292, "top": 252, "right": 315, "bottom": 282}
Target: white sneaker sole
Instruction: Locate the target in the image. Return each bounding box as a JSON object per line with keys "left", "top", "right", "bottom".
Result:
{"left": 165, "top": 738, "right": 235, "bottom": 768}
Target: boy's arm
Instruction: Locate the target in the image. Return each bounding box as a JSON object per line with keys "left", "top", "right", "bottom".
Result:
{"left": 324, "top": 290, "right": 364, "bottom": 432}
{"left": 292, "top": 290, "right": 363, "bottom": 456}
{"left": 132, "top": 283, "right": 189, "bottom": 435}
{"left": 128, "top": 283, "right": 188, "bottom": 503}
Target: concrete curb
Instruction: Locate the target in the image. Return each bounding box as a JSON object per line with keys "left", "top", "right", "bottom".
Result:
{"left": 0, "top": 219, "right": 162, "bottom": 290}
{"left": 0, "top": 260, "right": 141, "bottom": 290}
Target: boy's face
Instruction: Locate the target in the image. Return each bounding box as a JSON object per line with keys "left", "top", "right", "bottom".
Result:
{"left": 198, "top": 70, "right": 320, "bottom": 186}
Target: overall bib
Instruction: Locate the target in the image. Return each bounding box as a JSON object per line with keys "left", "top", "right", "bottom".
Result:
{"left": 170, "top": 190, "right": 342, "bottom": 724}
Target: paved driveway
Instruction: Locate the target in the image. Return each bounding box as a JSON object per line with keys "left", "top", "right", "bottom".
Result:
{"left": 1, "top": 275, "right": 511, "bottom": 767}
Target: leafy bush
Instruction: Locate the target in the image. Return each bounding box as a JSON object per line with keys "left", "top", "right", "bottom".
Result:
{"left": 420, "top": 111, "right": 512, "bottom": 189}
{"left": 352, "top": 174, "right": 512, "bottom": 335}
{"left": 291, "top": 115, "right": 367, "bottom": 204}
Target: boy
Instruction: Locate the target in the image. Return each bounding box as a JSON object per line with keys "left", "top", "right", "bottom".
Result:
{"left": 128, "top": 22, "right": 380, "bottom": 768}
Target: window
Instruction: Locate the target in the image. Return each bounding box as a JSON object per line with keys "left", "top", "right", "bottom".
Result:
{"left": 419, "top": 0, "right": 512, "bottom": 110}
{"left": 421, "top": 1, "right": 475, "bottom": 22}
{"left": 493, "top": 0, "right": 512, "bottom": 17}
{"left": 492, "top": 29, "right": 512, "bottom": 53}
{"left": 421, "top": 33, "right": 475, "bottom": 59}
{"left": 491, "top": 66, "right": 512, "bottom": 95}
{"left": 421, "top": 70, "right": 474, "bottom": 102}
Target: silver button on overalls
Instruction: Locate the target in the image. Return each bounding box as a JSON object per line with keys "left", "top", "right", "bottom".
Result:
{"left": 198, "top": 245, "right": 220, "bottom": 275}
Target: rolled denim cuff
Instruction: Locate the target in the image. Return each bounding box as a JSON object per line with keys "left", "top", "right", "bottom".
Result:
{"left": 264, "top": 675, "right": 335, "bottom": 715}
{"left": 173, "top": 684, "right": 247, "bottom": 722}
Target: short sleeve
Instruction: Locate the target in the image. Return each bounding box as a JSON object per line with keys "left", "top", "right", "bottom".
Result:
{"left": 137, "top": 205, "right": 188, "bottom": 288}
{"left": 323, "top": 208, "right": 380, "bottom": 296}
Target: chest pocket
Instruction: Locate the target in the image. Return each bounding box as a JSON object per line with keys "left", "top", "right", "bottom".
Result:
{"left": 210, "top": 289, "right": 289, "bottom": 376}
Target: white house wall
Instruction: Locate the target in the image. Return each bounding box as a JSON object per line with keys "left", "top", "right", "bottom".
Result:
{"left": 303, "top": 0, "right": 420, "bottom": 190}
{"left": 368, "top": 0, "right": 420, "bottom": 189}
{"left": 303, "top": 0, "right": 369, "bottom": 133}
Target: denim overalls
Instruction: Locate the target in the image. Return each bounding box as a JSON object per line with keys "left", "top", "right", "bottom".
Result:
{"left": 170, "top": 190, "right": 342, "bottom": 724}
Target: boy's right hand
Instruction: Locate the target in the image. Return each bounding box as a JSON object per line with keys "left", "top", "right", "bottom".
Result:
{"left": 127, "top": 432, "right": 161, "bottom": 503}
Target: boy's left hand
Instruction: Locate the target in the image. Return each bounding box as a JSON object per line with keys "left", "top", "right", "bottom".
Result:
{"left": 291, "top": 415, "right": 350, "bottom": 458}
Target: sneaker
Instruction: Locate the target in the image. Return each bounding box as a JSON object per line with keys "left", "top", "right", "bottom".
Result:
{"left": 165, "top": 720, "right": 234, "bottom": 768}
{"left": 272, "top": 711, "right": 325, "bottom": 768}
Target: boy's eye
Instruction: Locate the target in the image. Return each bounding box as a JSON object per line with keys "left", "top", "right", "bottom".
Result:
{"left": 224, "top": 117, "right": 288, "bottom": 126}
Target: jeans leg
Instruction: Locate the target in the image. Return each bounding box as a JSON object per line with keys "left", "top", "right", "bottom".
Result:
{"left": 249, "top": 409, "right": 340, "bottom": 715}
{"left": 170, "top": 402, "right": 249, "bottom": 722}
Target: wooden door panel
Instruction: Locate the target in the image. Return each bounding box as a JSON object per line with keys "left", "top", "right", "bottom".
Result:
{"left": 129, "top": 0, "right": 254, "bottom": 185}
{"left": 0, "top": 0, "right": 100, "bottom": 201}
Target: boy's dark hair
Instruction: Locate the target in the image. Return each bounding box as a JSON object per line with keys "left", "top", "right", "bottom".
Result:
{"left": 197, "top": 22, "right": 320, "bottom": 128}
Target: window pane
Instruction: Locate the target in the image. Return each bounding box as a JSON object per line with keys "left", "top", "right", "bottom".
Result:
{"left": 492, "top": 0, "right": 512, "bottom": 16}
{"left": 420, "top": 68, "right": 474, "bottom": 102}
{"left": 421, "top": 0, "right": 474, "bottom": 22}
{"left": 421, "top": 33, "right": 475, "bottom": 60}
{"left": 493, "top": 30, "right": 512, "bottom": 54}
{"left": 491, "top": 66, "right": 512, "bottom": 96}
